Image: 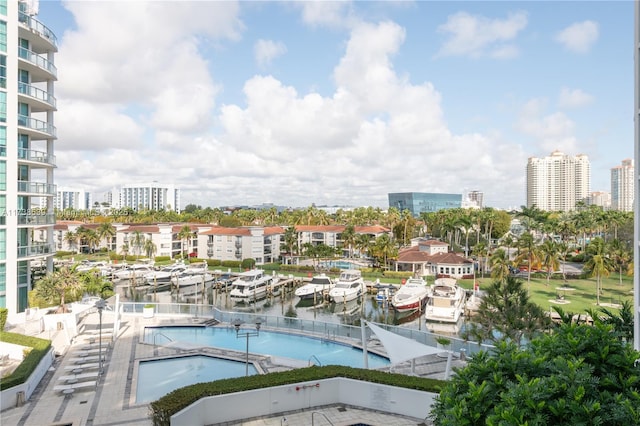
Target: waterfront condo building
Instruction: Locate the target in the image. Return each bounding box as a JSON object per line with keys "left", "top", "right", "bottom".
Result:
{"left": 388, "top": 192, "right": 462, "bottom": 217}
{"left": 53, "top": 187, "right": 92, "bottom": 210}
{"left": 116, "top": 182, "right": 180, "bottom": 213}
{"left": 526, "top": 151, "right": 591, "bottom": 212}
{"left": 1, "top": 1, "right": 57, "bottom": 315}
{"left": 611, "top": 159, "right": 634, "bottom": 211}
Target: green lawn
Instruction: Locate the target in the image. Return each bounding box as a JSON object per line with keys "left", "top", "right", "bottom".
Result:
{"left": 459, "top": 273, "right": 634, "bottom": 315}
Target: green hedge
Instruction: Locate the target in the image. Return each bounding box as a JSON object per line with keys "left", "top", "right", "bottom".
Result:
{"left": 0, "top": 332, "right": 52, "bottom": 390}
{"left": 0, "top": 308, "right": 7, "bottom": 331}
{"left": 149, "top": 365, "right": 444, "bottom": 426}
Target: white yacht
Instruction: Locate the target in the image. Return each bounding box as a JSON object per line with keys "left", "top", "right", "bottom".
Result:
{"left": 391, "top": 277, "right": 429, "bottom": 313}
{"left": 229, "top": 269, "right": 278, "bottom": 304}
{"left": 144, "top": 263, "right": 187, "bottom": 284}
{"left": 328, "top": 270, "right": 365, "bottom": 303}
{"left": 295, "top": 274, "right": 335, "bottom": 300}
{"left": 424, "top": 277, "right": 466, "bottom": 323}
{"left": 112, "top": 264, "right": 155, "bottom": 281}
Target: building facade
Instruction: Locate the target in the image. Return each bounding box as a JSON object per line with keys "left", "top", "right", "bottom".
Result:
{"left": 117, "top": 183, "right": 180, "bottom": 212}
{"left": 587, "top": 191, "right": 611, "bottom": 210}
{"left": 1, "top": 1, "right": 57, "bottom": 315}
{"left": 54, "top": 187, "right": 91, "bottom": 210}
{"left": 526, "top": 150, "right": 591, "bottom": 211}
{"left": 611, "top": 159, "right": 634, "bottom": 211}
{"left": 388, "top": 192, "right": 462, "bottom": 217}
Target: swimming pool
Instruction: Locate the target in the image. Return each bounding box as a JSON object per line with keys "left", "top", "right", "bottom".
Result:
{"left": 143, "top": 326, "right": 390, "bottom": 369}
{"left": 136, "top": 355, "right": 257, "bottom": 403}
{"left": 321, "top": 260, "right": 362, "bottom": 270}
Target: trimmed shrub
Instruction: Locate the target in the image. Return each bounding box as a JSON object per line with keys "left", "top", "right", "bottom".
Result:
{"left": 0, "top": 308, "right": 7, "bottom": 331}
{"left": 0, "top": 332, "right": 51, "bottom": 390}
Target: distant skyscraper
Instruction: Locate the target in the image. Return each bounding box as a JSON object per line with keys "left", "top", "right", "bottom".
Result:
{"left": 388, "top": 192, "right": 462, "bottom": 217}
{"left": 54, "top": 187, "right": 92, "bottom": 210}
{"left": 118, "top": 182, "right": 180, "bottom": 212}
{"left": 611, "top": 159, "right": 634, "bottom": 211}
{"left": 587, "top": 191, "right": 611, "bottom": 210}
{"left": 526, "top": 151, "right": 591, "bottom": 211}
{"left": 466, "top": 190, "right": 484, "bottom": 208}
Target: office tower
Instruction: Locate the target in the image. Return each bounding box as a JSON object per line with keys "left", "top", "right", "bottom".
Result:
{"left": 611, "top": 159, "right": 634, "bottom": 211}
{"left": 526, "top": 151, "right": 591, "bottom": 211}
{"left": 2, "top": 1, "right": 57, "bottom": 314}
{"left": 118, "top": 182, "right": 180, "bottom": 212}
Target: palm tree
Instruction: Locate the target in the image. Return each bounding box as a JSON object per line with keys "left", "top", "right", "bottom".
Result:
{"left": 97, "top": 222, "right": 116, "bottom": 254}
{"left": 282, "top": 226, "right": 298, "bottom": 265}
{"left": 177, "top": 225, "right": 193, "bottom": 259}
{"left": 64, "top": 230, "right": 78, "bottom": 254}
{"left": 372, "top": 234, "right": 397, "bottom": 271}
{"left": 489, "top": 248, "right": 511, "bottom": 283}
{"left": 354, "top": 233, "right": 372, "bottom": 259}
{"left": 583, "top": 237, "right": 613, "bottom": 306}
{"left": 538, "top": 239, "right": 560, "bottom": 286}
{"left": 340, "top": 225, "right": 356, "bottom": 258}
{"left": 515, "top": 232, "right": 540, "bottom": 288}
{"left": 34, "top": 266, "right": 84, "bottom": 313}
{"left": 131, "top": 230, "right": 145, "bottom": 259}
{"left": 144, "top": 239, "right": 157, "bottom": 260}
{"left": 607, "top": 239, "right": 631, "bottom": 286}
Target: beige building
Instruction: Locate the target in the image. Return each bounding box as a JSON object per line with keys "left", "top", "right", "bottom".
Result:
{"left": 611, "top": 159, "right": 634, "bottom": 211}
{"left": 526, "top": 150, "right": 591, "bottom": 211}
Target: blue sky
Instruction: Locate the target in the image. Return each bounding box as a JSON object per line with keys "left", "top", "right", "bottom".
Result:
{"left": 36, "top": 1, "right": 634, "bottom": 210}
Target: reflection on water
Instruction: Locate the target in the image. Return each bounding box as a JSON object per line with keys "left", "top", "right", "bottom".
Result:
{"left": 125, "top": 282, "right": 467, "bottom": 338}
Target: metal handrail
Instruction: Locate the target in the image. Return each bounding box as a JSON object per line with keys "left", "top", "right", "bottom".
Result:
{"left": 308, "top": 354, "right": 322, "bottom": 366}
{"left": 311, "top": 411, "right": 334, "bottom": 426}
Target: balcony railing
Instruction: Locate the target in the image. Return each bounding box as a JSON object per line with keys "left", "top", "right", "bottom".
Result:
{"left": 18, "top": 47, "right": 57, "bottom": 77}
{"left": 18, "top": 11, "right": 58, "bottom": 48}
{"left": 18, "top": 82, "right": 57, "bottom": 109}
{"left": 17, "top": 148, "right": 56, "bottom": 166}
{"left": 18, "top": 115, "right": 56, "bottom": 138}
{"left": 17, "top": 242, "right": 54, "bottom": 259}
{"left": 17, "top": 213, "right": 55, "bottom": 226}
{"left": 17, "top": 180, "right": 56, "bottom": 195}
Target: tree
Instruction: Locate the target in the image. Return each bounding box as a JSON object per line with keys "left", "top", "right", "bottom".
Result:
{"left": 143, "top": 239, "right": 157, "bottom": 260}
{"left": 97, "top": 222, "right": 116, "bottom": 254}
{"left": 281, "top": 226, "right": 298, "bottom": 265}
{"left": 340, "top": 225, "right": 356, "bottom": 258}
{"left": 488, "top": 248, "right": 511, "bottom": 282}
{"left": 538, "top": 239, "right": 560, "bottom": 285}
{"left": 64, "top": 230, "right": 78, "bottom": 254}
{"left": 131, "top": 230, "right": 145, "bottom": 258}
{"left": 177, "top": 225, "right": 193, "bottom": 259}
{"left": 583, "top": 237, "right": 613, "bottom": 306}
{"left": 464, "top": 276, "right": 550, "bottom": 348}
{"left": 33, "top": 266, "right": 84, "bottom": 313}
{"left": 432, "top": 322, "right": 640, "bottom": 425}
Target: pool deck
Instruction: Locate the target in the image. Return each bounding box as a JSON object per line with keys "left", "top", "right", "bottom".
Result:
{"left": 1, "top": 311, "right": 464, "bottom": 426}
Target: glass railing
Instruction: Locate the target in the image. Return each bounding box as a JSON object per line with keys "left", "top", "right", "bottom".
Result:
{"left": 17, "top": 180, "right": 56, "bottom": 195}
{"left": 17, "top": 242, "right": 55, "bottom": 259}
{"left": 17, "top": 148, "right": 56, "bottom": 166}
{"left": 17, "top": 212, "right": 55, "bottom": 225}
{"left": 17, "top": 115, "right": 56, "bottom": 137}
{"left": 18, "top": 82, "right": 56, "bottom": 108}
{"left": 18, "top": 47, "right": 57, "bottom": 77}
{"left": 18, "top": 11, "right": 58, "bottom": 48}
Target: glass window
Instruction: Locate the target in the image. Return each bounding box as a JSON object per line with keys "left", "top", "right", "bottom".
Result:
{"left": 0, "top": 55, "right": 5, "bottom": 88}
{"left": 0, "top": 126, "right": 4, "bottom": 157}
{"left": 0, "top": 92, "right": 5, "bottom": 123}
{"left": 0, "top": 229, "right": 5, "bottom": 260}
{"left": 0, "top": 194, "right": 4, "bottom": 225}
{"left": 0, "top": 0, "right": 7, "bottom": 16}
{"left": 0, "top": 160, "right": 4, "bottom": 190}
{"left": 0, "top": 264, "right": 5, "bottom": 293}
{"left": 0, "top": 21, "right": 6, "bottom": 52}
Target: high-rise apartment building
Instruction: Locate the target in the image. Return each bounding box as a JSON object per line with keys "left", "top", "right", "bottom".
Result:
{"left": 54, "top": 187, "right": 91, "bottom": 210}
{"left": 118, "top": 182, "right": 180, "bottom": 212}
{"left": 587, "top": 191, "right": 611, "bottom": 210}
{"left": 1, "top": 1, "right": 57, "bottom": 315}
{"left": 388, "top": 192, "right": 462, "bottom": 217}
{"left": 526, "top": 151, "right": 591, "bottom": 212}
{"left": 611, "top": 159, "right": 634, "bottom": 211}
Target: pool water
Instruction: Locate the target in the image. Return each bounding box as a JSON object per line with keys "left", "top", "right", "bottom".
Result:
{"left": 136, "top": 355, "right": 257, "bottom": 403}
{"left": 144, "top": 326, "right": 390, "bottom": 369}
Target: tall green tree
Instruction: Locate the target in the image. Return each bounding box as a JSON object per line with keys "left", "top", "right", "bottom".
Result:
{"left": 488, "top": 248, "right": 511, "bottom": 283}
{"left": 583, "top": 237, "right": 613, "bottom": 306}
{"left": 33, "top": 266, "right": 84, "bottom": 313}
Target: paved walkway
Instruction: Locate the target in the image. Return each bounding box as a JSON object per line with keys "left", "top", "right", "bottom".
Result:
{"left": 1, "top": 310, "right": 462, "bottom": 426}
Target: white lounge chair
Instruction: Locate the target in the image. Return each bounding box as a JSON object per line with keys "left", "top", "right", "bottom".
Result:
{"left": 54, "top": 380, "right": 97, "bottom": 394}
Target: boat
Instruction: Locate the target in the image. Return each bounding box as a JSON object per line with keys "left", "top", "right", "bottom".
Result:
{"left": 143, "top": 262, "right": 187, "bottom": 285}
{"left": 76, "top": 261, "right": 112, "bottom": 276}
{"left": 391, "top": 277, "right": 429, "bottom": 313}
{"left": 171, "top": 271, "right": 215, "bottom": 292}
{"left": 374, "top": 284, "right": 395, "bottom": 304}
{"left": 424, "top": 277, "right": 466, "bottom": 323}
{"left": 328, "top": 270, "right": 365, "bottom": 303}
{"left": 112, "top": 264, "right": 155, "bottom": 280}
{"left": 294, "top": 274, "right": 335, "bottom": 301}
{"left": 229, "top": 269, "right": 278, "bottom": 304}
{"left": 183, "top": 261, "right": 208, "bottom": 275}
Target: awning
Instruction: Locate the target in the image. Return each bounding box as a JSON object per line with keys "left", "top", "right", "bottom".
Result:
{"left": 366, "top": 321, "right": 444, "bottom": 366}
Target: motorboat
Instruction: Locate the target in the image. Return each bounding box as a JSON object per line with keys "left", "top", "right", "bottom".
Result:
{"left": 144, "top": 263, "right": 187, "bottom": 284}
{"left": 295, "top": 274, "right": 335, "bottom": 300}
{"left": 229, "top": 269, "right": 278, "bottom": 304}
{"left": 391, "top": 277, "right": 429, "bottom": 313}
{"left": 112, "top": 264, "right": 155, "bottom": 280}
{"left": 374, "top": 284, "right": 395, "bottom": 304}
{"left": 183, "top": 261, "right": 208, "bottom": 275}
{"left": 171, "top": 271, "right": 215, "bottom": 291}
{"left": 424, "top": 277, "right": 466, "bottom": 323}
{"left": 76, "top": 261, "right": 112, "bottom": 276}
{"left": 328, "top": 270, "right": 365, "bottom": 303}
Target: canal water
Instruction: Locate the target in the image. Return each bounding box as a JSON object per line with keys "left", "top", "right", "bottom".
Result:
{"left": 117, "top": 279, "right": 468, "bottom": 338}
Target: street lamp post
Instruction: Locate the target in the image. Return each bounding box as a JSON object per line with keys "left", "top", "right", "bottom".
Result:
{"left": 233, "top": 318, "right": 262, "bottom": 376}
{"left": 94, "top": 299, "right": 107, "bottom": 375}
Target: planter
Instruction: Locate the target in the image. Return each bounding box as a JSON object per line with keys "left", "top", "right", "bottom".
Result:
{"left": 143, "top": 306, "right": 154, "bottom": 318}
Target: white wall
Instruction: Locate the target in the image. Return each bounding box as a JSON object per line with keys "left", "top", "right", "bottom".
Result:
{"left": 171, "top": 377, "right": 436, "bottom": 426}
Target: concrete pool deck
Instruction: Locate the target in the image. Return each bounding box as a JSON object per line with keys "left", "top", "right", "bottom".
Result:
{"left": 1, "top": 311, "right": 464, "bottom": 426}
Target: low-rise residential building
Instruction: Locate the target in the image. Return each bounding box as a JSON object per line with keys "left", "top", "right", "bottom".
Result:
{"left": 393, "top": 239, "right": 474, "bottom": 278}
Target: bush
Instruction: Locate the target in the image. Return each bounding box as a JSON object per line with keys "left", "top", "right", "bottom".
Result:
{"left": 153, "top": 256, "right": 171, "bottom": 263}
{"left": 0, "top": 308, "right": 7, "bottom": 331}
{"left": 149, "top": 365, "right": 444, "bottom": 426}
{"left": 54, "top": 251, "right": 74, "bottom": 257}
{"left": 0, "top": 332, "right": 52, "bottom": 390}
{"left": 221, "top": 261, "right": 242, "bottom": 269}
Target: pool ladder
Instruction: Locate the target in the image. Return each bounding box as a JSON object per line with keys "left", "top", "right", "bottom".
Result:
{"left": 308, "top": 355, "right": 322, "bottom": 366}
{"left": 152, "top": 332, "right": 174, "bottom": 355}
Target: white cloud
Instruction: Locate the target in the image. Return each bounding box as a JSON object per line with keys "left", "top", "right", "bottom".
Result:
{"left": 254, "top": 39, "right": 287, "bottom": 69}
{"left": 555, "top": 21, "right": 599, "bottom": 53}
{"left": 296, "top": 1, "right": 355, "bottom": 29}
{"left": 515, "top": 99, "right": 579, "bottom": 154}
{"left": 437, "top": 11, "right": 527, "bottom": 58}
{"left": 557, "top": 87, "right": 594, "bottom": 109}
